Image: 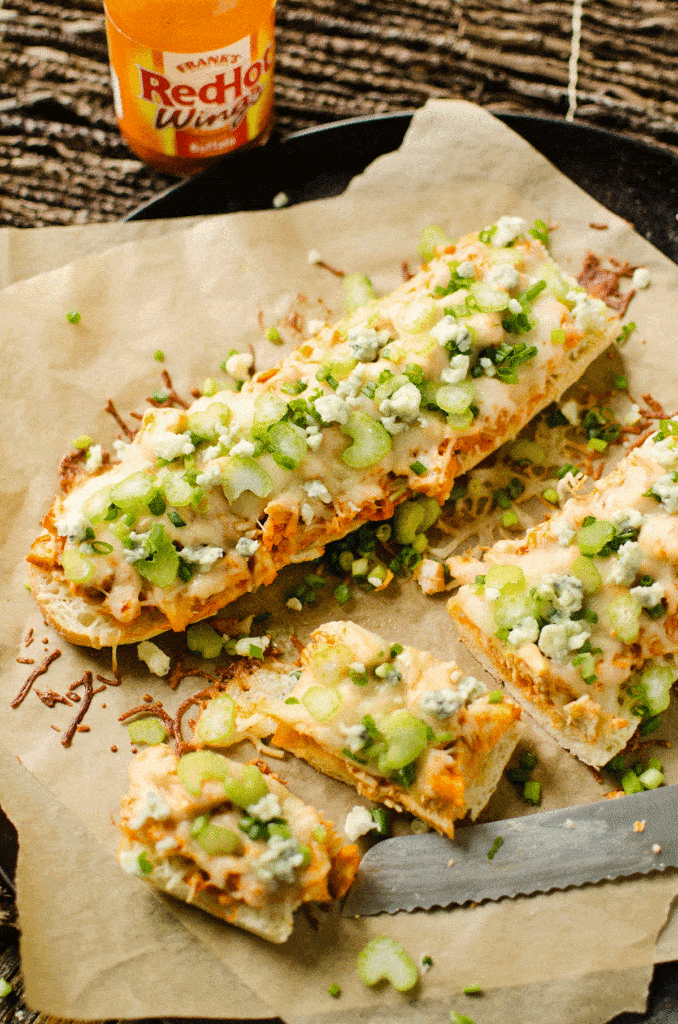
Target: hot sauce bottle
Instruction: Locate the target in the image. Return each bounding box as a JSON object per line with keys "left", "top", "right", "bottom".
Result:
{"left": 104, "top": 0, "right": 276, "bottom": 175}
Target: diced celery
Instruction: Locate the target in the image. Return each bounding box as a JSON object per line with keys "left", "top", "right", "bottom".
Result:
{"left": 393, "top": 501, "right": 425, "bottom": 544}
{"left": 196, "top": 694, "right": 235, "bottom": 746}
{"left": 472, "top": 281, "right": 511, "bottom": 313}
{"left": 576, "top": 520, "right": 615, "bottom": 556}
{"left": 322, "top": 353, "right": 358, "bottom": 380}
{"left": 621, "top": 769, "right": 644, "bottom": 795}
{"left": 378, "top": 710, "right": 428, "bottom": 772}
{"left": 110, "top": 472, "right": 155, "bottom": 513}
{"left": 571, "top": 554, "right": 602, "bottom": 594}
{"left": 638, "top": 767, "right": 664, "bottom": 790}
{"left": 485, "top": 564, "right": 526, "bottom": 591}
{"left": 160, "top": 471, "right": 195, "bottom": 507}
{"left": 178, "top": 750, "right": 232, "bottom": 795}
{"left": 187, "top": 403, "right": 231, "bottom": 441}
{"left": 344, "top": 273, "right": 377, "bottom": 313}
{"left": 223, "top": 764, "right": 269, "bottom": 808}
{"left": 356, "top": 936, "right": 418, "bottom": 992}
{"left": 301, "top": 685, "right": 342, "bottom": 722}
{"left": 127, "top": 719, "right": 167, "bottom": 745}
{"left": 267, "top": 421, "right": 308, "bottom": 470}
{"left": 187, "top": 621, "right": 224, "bottom": 660}
{"left": 638, "top": 662, "right": 674, "bottom": 716}
{"left": 82, "top": 487, "right": 113, "bottom": 524}
{"left": 253, "top": 393, "right": 289, "bottom": 425}
{"left": 134, "top": 524, "right": 179, "bottom": 588}
{"left": 308, "top": 641, "right": 355, "bottom": 685}
{"left": 446, "top": 409, "right": 474, "bottom": 430}
{"left": 62, "top": 548, "right": 94, "bottom": 584}
{"left": 222, "top": 456, "right": 273, "bottom": 501}
{"left": 374, "top": 374, "right": 408, "bottom": 407}
{"left": 341, "top": 412, "right": 391, "bottom": 469}
{"left": 194, "top": 822, "right": 242, "bottom": 856}
{"left": 606, "top": 593, "right": 642, "bottom": 643}
{"left": 418, "top": 224, "right": 450, "bottom": 263}
{"left": 508, "top": 440, "right": 547, "bottom": 466}
{"left": 436, "top": 380, "right": 476, "bottom": 415}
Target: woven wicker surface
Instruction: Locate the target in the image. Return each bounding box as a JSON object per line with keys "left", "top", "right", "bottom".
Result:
{"left": 1, "top": 0, "right": 678, "bottom": 224}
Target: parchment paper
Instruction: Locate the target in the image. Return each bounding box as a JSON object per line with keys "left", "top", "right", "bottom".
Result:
{"left": 2, "top": 100, "right": 678, "bottom": 1023}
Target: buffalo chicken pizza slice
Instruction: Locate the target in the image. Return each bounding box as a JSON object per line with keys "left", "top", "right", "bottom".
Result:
{"left": 118, "top": 743, "right": 359, "bottom": 943}
{"left": 448, "top": 421, "right": 678, "bottom": 767}
{"left": 28, "top": 216, "right": 621, "bottom": 648}
{"left": 206, "top": 620, "right": 523, "bottom": 838}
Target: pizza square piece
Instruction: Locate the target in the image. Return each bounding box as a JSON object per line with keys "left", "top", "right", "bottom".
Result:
{"left": 241, "top": 621, "right": 522, "bottom": 838}
{"left": 28, "top": 215, "right": 621, "bottom": 649}
{"left": 118, "top": 744, "right": 359, "bottom": 943}
{"left": 448, "top": 421, "right": 678, "bottom": 767}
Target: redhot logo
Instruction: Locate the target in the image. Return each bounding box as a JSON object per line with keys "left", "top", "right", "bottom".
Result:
{"left": 137, "top": 45, "right": 272, "bottom": 131}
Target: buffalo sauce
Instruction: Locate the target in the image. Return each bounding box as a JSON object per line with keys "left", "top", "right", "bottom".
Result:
{"left": 104, "top": 0, "right": 276, "bottom": 175}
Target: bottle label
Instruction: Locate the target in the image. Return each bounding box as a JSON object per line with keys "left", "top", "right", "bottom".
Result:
{"left": 104, "top": 8, "right": 274, "bottom": 161}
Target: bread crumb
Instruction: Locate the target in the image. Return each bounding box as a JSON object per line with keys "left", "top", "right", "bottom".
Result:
{"left": 633, "top": 820, "right": 646, "bottom": 833}
{"left": 652, "top": 843, "right": 662, "bottom": 854}
{"left": 447, "top": 858, "right": 455, "bottom": 867}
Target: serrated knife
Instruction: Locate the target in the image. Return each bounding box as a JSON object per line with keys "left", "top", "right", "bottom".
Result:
{"left": 341, "top": 785, "right": 678, "bottom": 917}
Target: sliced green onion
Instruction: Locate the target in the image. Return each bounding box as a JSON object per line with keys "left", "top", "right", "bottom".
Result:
{"left": 72, "top": 434, "right": 93, "bottom": 450}
{"left": 371, "top": 806, "right": 391, "bottom": 836}
{"left": 110, "top": 471, "right": 156, "bottom": 514}
{"left": 351, "top": 557, "right": 369, "bottom": 577}
{"left": 341, "top": 412, "right": 391, "bottom": 469}
{"left": 301, "top": 685, "right": 342, "bottom": 722}
{"left": 449, "top": 1013, "right": 476, "bottom": 1024}
{"left": 487, "top": 836, "right": 504, "bottom": 860}
{"left": 0, "top": 979, "right": 12, "bottom": 998}
{"left": 418, "top": 224, "right": 450, "bottom": 263}
{"left": 222, "top": 456, "right": 273, "bottom": 502}
{"left": 266, "top": 326, "right": 283, "bottom": 343}
{"left": 393, "top": 501, "right": 425, "bottom": 544}
{"left": 201, "top": 378, "right": 220, "bottom": 397}
{"left": 334, "top": 583, "right": 351, "bottom": 605}
{"left": 472, "top": 281, "right": 511, "bottom": 313}
{"left": 462, "top": 984, "right": 483, "bottom": 995}
{"left": 542, "top": 488, "right": 559, "bottom": 505}
{"left": 501, "top": 509, "right": 519, "bottom": 528}
{"left": 159, "top": 471, "right": 194, "bottom": 507}
{"left": 196, "top": 693, "right": 235, "bottom": 746}
{"left": 309, "top": 641, "right": 354, "bottom": 685}
{"left": 253, "top": 392, "right": 289, "bottom": 425}
{"left": 127, "top": 718, "right": 168, "bottom": 745}
{"left": 177, "top": 750, "right": 232, "bottom": 795}
{"left": 356, "top": 936, "right": 418, "bottom": 992}
{"left": 138, "top": 851, "right": 154, "bottom": 874}
{"left": 410, "top": 460, "right": 427, "bottom": 476}
{"left": 223, "top": 764, "right": 269, "bottom": 808}
{"left": 488, "top": 691, "right": 503, "bottom": 703}
{"left": 551, "top": 328, "right": 566, "bottom": 345}
{"left": 66, "top": 310, "right": 81, "bottom": 324}
{"left": 328, "top": 983, "right": 341, "bottom": 999}
{"left": 344, "top": 272, "right": 376, "bottom": 313}
{"left": 588, "top": 437, "right": 608, "bottom": 453}
{"left": 523, "top": 780, "right": 541, "bottom": 805}
{"left": 134, "top": 524, "right": 179, "bottom": 588}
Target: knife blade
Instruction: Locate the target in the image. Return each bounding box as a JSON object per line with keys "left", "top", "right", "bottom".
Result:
{"left": 341, "top": 784, "right": 678, "bottom": 917}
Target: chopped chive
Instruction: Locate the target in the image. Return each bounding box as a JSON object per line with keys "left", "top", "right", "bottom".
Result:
{"left": 488, "top": 690, "right": 503, "bottom": 703}
{"left": 487, "top": 836, "right": 504, "bottom": 861}
{"left": 328, "top": 983, "right": 341, "bottom": 998}
{"left": 523, "top": 780, "right": 541, "bottom": 805}
{"left": 65, "top": 310, "right": 81, "bottom": 324}
{"left": 410, "top": 460, "right": 427, "bottom": 476}
{"left": 154, "top": 349, "right": 165, "bottom": 361}
{"left": 588, "top": 437, "right": 608, "bottom": 453}
{"left": 542, "top": 488, "right": 559, "bottom": 504}
{"left": 557, "top": 463, "right": 577, "bottom": 479}
{"left": 501, "top": 509, "right": 519, "bottom": 528}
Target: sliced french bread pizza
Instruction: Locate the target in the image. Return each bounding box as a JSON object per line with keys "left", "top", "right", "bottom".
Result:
{"left": 447, "top": 421, "right": 678, "bottom": 767}
{"left": 28, "top": 216, "right": 621, "bottom": 647}
{"left": 118, "top": 743, "right": 359, "bottom": 943}
{"left": 192, "top": 621, "right": 523, "bottom": 838}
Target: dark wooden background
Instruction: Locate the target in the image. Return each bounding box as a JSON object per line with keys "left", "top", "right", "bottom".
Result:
{"left": 2, "top": 1, "right": 678, "bottom": 1023}
{"left": 1, "top": 0, "right": 678, "bottom": 225}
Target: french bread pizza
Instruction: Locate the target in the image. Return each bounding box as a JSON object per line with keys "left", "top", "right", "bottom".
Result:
{"left": 28, "top": 216, "right": 621, "bottom": 648}
{"left": 118, "top": 743, "right": 359, "bottom": 943}
{"left": 194, "top": 620, "right": 523, "bottom": 838}
{"left": 447, "top": 421, "right": 678, "bottom": 767}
